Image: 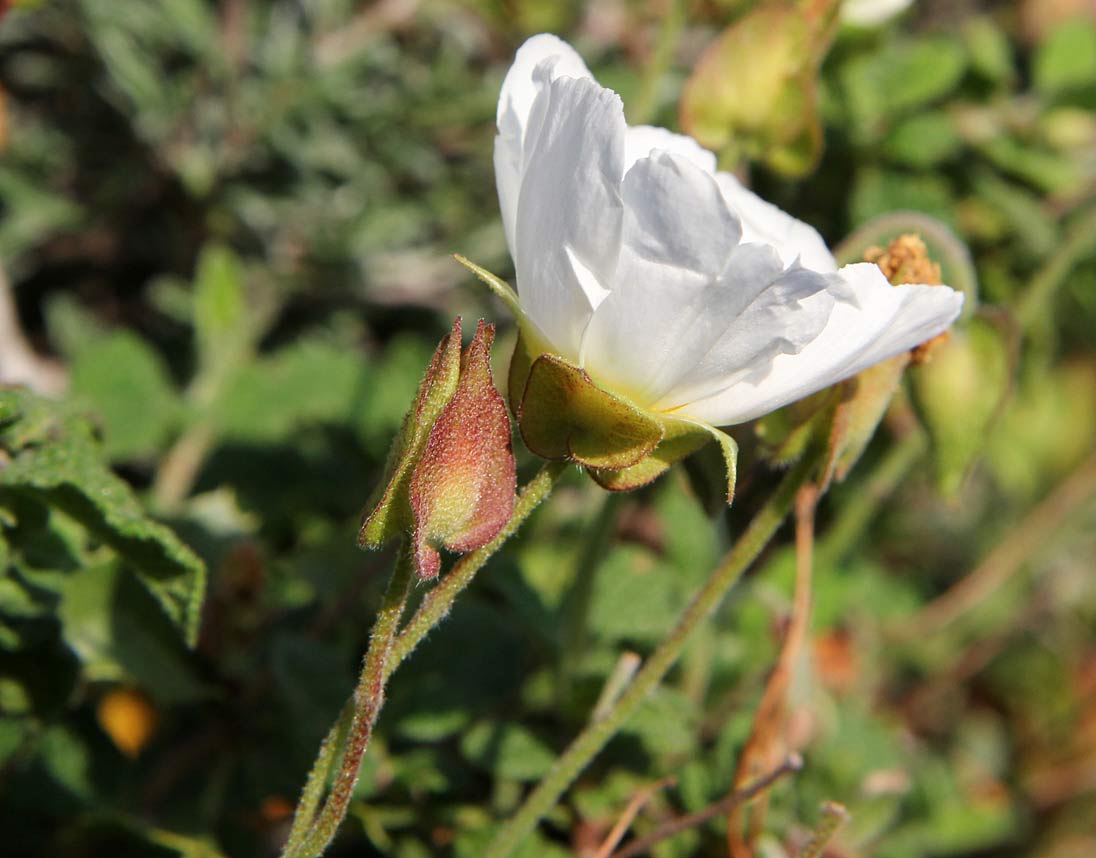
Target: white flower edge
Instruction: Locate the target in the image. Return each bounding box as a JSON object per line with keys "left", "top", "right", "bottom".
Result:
{"left": 841, "top": 0, "right": 915, "bottom": 27}
{"left": 494, "top": 34, "right": 962, "bottom": 427}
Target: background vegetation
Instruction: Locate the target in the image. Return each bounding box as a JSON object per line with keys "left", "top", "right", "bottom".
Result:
{"left": 1, "top": 1, "right": 1095, "bottom": 856}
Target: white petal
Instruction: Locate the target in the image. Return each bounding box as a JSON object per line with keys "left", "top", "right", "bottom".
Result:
{"left": 496, "top": 34, "right": 592, "bottom": 140}
{"left": 624, "top": 125, "right": 717, "bottom": 174}
{"left": 842, "top": 0, "right": 914, "bottom": 27}
{"left": 513, "top": 75, "right": 626, "bottom": 360}
{"left": 674, "top": 264, "right": 965, "bottom": 425}
{"left": 650, "top": 261, "right": 836, "bottom": 411}
{"left": 579, "top": 152, "right": 743, "bottom": 404}
{"left": 715, "top": 173, "right": 837, "bottom": 273}
{"left": 495, "top": 35, "right": 593, "bottom": 255}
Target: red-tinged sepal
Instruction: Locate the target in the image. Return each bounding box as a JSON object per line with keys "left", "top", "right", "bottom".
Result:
{"left": 359, "top": 318, "right": 464, "bottom": 550}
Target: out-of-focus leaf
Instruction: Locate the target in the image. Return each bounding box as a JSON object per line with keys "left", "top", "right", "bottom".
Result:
{"left": 460, "top": 721, "right": 556, "bottom": 781}
{"left": 1033, "top": 19, "right": 1096, "bottom": 95}
{"left": 621, "top": 686, "right": 700, "bottom": 759}
{"left": 910, "top": 314, "right": 1014, "bottom": 498}
{"left": 839, "top": 36, "right": 966, "bottom": 137}
{"left": 69, "top": 331, "right": 182, "bottom": 461}
{"left": 680, "top": 0, "right": 840, "bottom": 176}
{"left": 588, "top": 546, "right": 680, "bottom": 645}
{"left": 850, "top": 169, "right": 957, "bottom": 229}
{"left": 978, "top": 137, "right": 1084, "bottom": 194}
{"left": 192, "top": 243, "right": 248, "bottom": 384}
{"left": 0, "top": 390, "right": 206, "bottom": 644}
{"left": 0, "top": 166, "right": 82, "bottom": 260}
{"left": 210, "top": 337, "right": 369, "bottom": 444}
{"left": 963, "top": 16, "right": 1015, "bottom": 85}
{"left": 968, "top": 170, "right": 1059, "bottom": 258}
{"left": 882, "top": 112, "right": 963, "bottom": 168}
{"left": 58, "top": 562, "right": 208, "bottom": 704}
{"left": 986, "top": 361, "right": 1096, "bottom": 498}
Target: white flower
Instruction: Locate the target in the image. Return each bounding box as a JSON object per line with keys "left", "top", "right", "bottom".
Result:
{"left": 494, "top": 34, "right": 962, "bottom": 427}
{"left": 841, "top": 0, "right": 915, "bottom": 27}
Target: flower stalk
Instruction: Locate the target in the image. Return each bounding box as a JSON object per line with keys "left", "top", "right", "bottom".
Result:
{"left": 282, "top": 461, "right": 568, "bottom": 858}
{"left": 282, "top": 544, "right": 417, "bottom": 858}
{"left": 485, "top": 452, "right": 819, "bottom": 858}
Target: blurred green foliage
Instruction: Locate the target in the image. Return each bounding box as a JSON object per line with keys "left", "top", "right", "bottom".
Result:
{"left": 1, "top": 2, "right": 1095, "bottom": 858}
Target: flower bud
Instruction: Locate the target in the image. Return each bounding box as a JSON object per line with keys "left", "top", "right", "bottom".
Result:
{"left": 359, "top": 318, "right": 516, "bottom": 579}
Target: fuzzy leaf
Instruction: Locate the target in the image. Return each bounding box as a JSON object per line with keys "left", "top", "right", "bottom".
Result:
{"left": 0, "top": 390, "right": 206, "bottom": 646}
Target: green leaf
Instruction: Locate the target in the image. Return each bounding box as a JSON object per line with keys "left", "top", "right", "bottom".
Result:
{"left": 57, "top": 562, "right": 208, "bottom": 704}
{"left": 882, "top": 112, "right": 963, "bottom": 168}
{"left": 962, "top": 16, "right": 1015, "bottom": 85}
{"left": 460, "top": 721, "right": 556, "bottom": 782}
{"left": 850, "top": 168, "right": 957, "bottom": 229}
{"left": 0, "top": 390, "right": 206, "bottom": 645}
{"left": 69, "top": 331, "right": 182, "bottom": 461}
{"left": 679, "top": 1, "right": 839, "bottom": 176}
{"left": 840, "top": 36, "right": 966, "bottom": 139}
{"left": 1033, "top": 20, "right": 1096, "bottom": 96}
{"left": 193, "top": 243, "right": 248, "bottom": 380}
{"left": 910, "top": 314, "right": 1014, "bottom": 498}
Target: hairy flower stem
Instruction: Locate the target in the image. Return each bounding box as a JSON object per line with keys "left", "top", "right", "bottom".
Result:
{"left": 282, "top": 462, "right": 569, "bottom": 858}
{"left": 486, "top": 454, "right": 818, "bottom": 858}
{"left": 388, "top": 461, "right": 569, "bottom": 672}
{"left": 282, "top": 546, "right": 416, "bottom": 858}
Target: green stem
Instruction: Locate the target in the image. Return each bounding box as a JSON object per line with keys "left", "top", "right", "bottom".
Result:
{"left": 282, "top": 701, "right": 353, "bottom": 852}
{"left": 1015, "top": 204, "right": 1096, "bottom": 335}
{"left": 388, "top": 461, "right": 569, "bottom": 672}
{"left": 558, "top": 492, "right": 624, "bottom": 710}
{"left": 485, "top": 455, "right": 817, "bottom": 858}
{"left": 282, "top": 546, "right": 417, "bottom": 858}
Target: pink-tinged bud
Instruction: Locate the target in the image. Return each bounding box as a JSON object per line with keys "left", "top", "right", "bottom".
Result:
{"left": 359, "top": 319, "right": 464, "bottom": 549}
{"left": 408, "top": 322, "right": 515, "bottom": 579}
{"left": 358, "top": 318, "right": 516, "bottom": 580}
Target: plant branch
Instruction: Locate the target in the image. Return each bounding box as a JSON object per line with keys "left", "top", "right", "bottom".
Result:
{"left": 727, "top": 482, "right": 818, "bottom": 857}
{"left": 609, "top": 755, "right": 804, "bottom": 858}
{"left": 594, "top": 776, "right": 677, "bottom": 858}
{"left": 485, "top": 454, "right": 818, "bottom": 858}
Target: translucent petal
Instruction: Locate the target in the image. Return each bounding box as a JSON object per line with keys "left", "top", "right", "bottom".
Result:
{"left": 674, "top": 264, "right": 965, "bottom": 425}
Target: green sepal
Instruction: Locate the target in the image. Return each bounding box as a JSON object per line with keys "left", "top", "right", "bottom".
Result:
{"left": 453, "top": 253, "right": 522, "bottom": 317}
{"left": 589, "top": 414, "right": 739, "bottom": 504}
{"left": 588, "top": 417, "right": 710, "bottom": 493}
{"left": 358, "top": 318, "right": 464, "bottom": 548}
{"left": 823, "top": 354, "right": 910, "bottom": 488}
{"left": 517, "top": 354, "right": 663, "bottom": 470}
